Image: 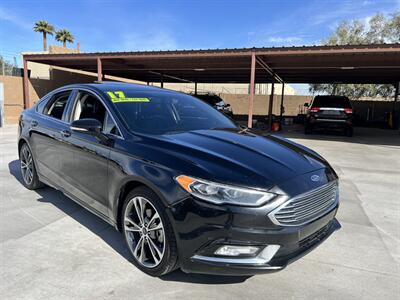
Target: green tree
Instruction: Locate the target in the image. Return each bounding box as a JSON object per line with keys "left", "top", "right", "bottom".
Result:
{"left": 33, "top": 20, "right": 55, "bottom": 51}
{"left": 310, "top": 13, "right": 399, "bottom": 99}
{"left": 387, "top": 13, "right": 400, "bottom": 42}
{"left": 55, "top": 29, "right": 74, "bottom": 48}
{"left": 0, "top": 55, "right": 15, "bottom": 76}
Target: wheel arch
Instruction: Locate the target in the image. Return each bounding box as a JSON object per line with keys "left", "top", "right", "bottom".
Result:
{"left": 18, "top": 138, "right": 29, "bottom": 158}
{"left": 115, "top": 178, "right": 169, "bottom": 232}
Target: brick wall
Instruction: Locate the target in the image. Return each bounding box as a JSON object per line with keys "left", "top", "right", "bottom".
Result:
{"left": 0, "top": 75, "right": 42, "bottom": 124}
{"left": 0, "top": 70, "right": 97, "bottom": 124}
{"left": 220, "top": 93, "right": 312, "bottom": 116}
{"left": 1, "top": 75, "right": 396, "bottom": 125}
{"left": 219, "top": 93, "right": 398, "bottom": 125}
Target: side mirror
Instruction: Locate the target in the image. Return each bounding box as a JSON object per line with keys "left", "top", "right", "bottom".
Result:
{"left": 71, "top": 118, "right": 109, "bottom": 144}
{"left": 304, "top": 103, "right": 309, "bottom": 107}
{"left": 71, "top": 118, "right": 102, "bottom": 134}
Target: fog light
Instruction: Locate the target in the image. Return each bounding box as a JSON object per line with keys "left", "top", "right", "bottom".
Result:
{"left": 215, "top": 245, "right": 259, "bottom": 256}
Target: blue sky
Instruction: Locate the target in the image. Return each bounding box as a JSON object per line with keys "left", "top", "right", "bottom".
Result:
{"left": 0, "top": 0, "right": 398, "bottom": 93}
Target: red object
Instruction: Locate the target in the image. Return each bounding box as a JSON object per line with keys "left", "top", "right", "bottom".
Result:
{"left": 272, "top": 122, "right": 280, "bottom": 131}
{"left": 310, "top": 107, "right": 320, "bottom": 113}
{"left": 344, "top": 108, "right": 353, "bottom": 114}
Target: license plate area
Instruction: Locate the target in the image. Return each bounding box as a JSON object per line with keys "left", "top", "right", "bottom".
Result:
{"left": 321, "top": 110, "right": 341, "bottom": 115}
{"left": 299, "top": 207, "right": 337, "bottom": 240}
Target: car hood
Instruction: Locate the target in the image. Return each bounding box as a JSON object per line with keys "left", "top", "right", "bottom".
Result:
{"left": 146, "top": 128, "right": 332, "bottom": 190}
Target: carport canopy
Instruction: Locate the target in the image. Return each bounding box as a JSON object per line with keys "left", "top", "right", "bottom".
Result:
{"left": 23, "top": 44, "right": 400, "bottom": 127}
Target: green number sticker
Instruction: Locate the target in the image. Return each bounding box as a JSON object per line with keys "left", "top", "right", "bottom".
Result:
{"left": 107, "top": 91, "right": 150, "bottom": 103}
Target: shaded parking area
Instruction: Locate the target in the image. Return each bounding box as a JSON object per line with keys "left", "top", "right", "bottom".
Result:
{"left": 22, "top": 45, "right": 400, "bottom": 129}
{"left": 0, "top": 125, "right": 399, "bottom": 299}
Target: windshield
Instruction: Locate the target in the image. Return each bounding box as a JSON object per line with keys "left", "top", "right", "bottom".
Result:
{"left": 108, "top": 89, "right": 237, "bottom": 135}
{"left": 312, "top": 96, "right": 352, "bottom": 108}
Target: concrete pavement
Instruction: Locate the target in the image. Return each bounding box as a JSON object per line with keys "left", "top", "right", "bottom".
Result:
{"left": 0, "top": 125, "right": 399, "bottom": 300}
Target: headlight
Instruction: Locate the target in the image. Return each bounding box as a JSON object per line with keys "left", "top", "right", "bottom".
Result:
{"left": 175, "top": 175, "right": 276, "bottom": 206}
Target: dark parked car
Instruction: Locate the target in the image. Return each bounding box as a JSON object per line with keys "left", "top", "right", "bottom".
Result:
{"left": 18, "top": 82, "right": 340, "bottom": 276}
{"left": 192, "top": 93, "right": 233, "bottom": 117}
{"left": 305, "top": 95, "right": 354, "bottom": 136}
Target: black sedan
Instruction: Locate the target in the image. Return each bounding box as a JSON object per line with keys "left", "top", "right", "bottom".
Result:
{"left": 18, "top": 82, "right": 340, "bottom": 276}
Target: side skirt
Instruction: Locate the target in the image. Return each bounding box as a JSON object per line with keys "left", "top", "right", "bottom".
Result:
{"left": 39, "top": 174, "right": 117, "bottom": 228}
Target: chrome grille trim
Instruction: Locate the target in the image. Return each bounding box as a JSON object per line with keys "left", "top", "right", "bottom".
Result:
{"left": 268, "top": 181, "right": 339, "bottom": 226}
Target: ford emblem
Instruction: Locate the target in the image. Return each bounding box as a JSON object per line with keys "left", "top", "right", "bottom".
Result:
{"left": 311, "top": 175, "right": 320, "bottom": 182}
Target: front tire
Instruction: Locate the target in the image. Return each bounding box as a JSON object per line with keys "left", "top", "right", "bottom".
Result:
{"left": 19, "top": 143, "right": 44, "bottom": 190}
{"left": 122, "top": 186, "right": 178, "bottom": 276}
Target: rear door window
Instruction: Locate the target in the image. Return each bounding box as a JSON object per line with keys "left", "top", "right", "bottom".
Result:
{"left": 312, "top": 96, "right": 351, "bottom": 108}
{"left": 43, "top": 90, "right": 72, "bottom": 120}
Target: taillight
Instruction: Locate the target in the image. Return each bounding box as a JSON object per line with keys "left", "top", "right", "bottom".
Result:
{"left": 344, "top": 108, "right": 353, "bottom": 114}
{"left": 310, "top": 107, "right": 320, "bottom": 113}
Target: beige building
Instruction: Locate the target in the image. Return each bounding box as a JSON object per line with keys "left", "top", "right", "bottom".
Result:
{"left": 22, "top": 45, "right": 81, "bottom": 79}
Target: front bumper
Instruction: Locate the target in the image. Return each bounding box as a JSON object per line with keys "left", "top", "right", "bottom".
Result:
{"left": 167, "top": 195, "right": 340, "bottom": 276}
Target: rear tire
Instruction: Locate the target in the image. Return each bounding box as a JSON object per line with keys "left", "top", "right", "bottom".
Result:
{"left": 121, "top": 186, "right": 178, "bottom": 276}
{"left": 345, "top": 127, "right": 353, "bottom": 137}
{"left": 19, "top": 143, "right": 44, "bottom": 190}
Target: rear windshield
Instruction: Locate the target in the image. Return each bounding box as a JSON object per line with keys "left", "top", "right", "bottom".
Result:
{"left": 312, "top": 96, "right": 351, "bottom": 108}
{"left": 106, "top": 89, "right": 237, "bottom": 135}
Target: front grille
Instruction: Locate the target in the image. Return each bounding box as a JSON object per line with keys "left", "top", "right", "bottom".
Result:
{"left": 269, "top": 181, "right": 338, "bottom": 226}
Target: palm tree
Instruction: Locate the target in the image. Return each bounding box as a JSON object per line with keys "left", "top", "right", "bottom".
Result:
{"left": 55, "top": 29, "right": 74, "bottom": 48}
{"left": 33, "top": 20, "right": 55, "bottom": 51}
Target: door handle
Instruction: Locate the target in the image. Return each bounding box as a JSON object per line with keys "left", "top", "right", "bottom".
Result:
{"left": 61, "top": 130, "right": 71, "bottom": 138}
{"left": 31, "top": 120, "right": 38, "bottom": 127}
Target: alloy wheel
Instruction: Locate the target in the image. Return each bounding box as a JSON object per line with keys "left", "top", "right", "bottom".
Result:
{"left": 20, "top": 145, "right": 34, "bottom": 185}
{"left": 123, "top": 196, "right": 165, "bottom": 268}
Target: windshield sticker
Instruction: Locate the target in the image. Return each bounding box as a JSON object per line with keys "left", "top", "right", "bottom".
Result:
{"left": 107, "top": 91, "right": 150, "bottom": 103}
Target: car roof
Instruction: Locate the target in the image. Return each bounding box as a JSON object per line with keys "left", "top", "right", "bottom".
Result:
{"left": 60, "top": 81, "right": 177, "bottom": 95}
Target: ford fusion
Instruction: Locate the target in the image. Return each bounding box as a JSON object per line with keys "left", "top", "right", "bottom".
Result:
{"left": 18, "top": 83, "right": 340, "bottom": 276}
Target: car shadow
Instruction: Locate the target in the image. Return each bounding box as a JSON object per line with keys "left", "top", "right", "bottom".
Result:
{"left": 8, "top": 159, "right": 250, "bottom": 284}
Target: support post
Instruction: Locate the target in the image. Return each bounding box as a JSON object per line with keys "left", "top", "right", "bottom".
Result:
{"left": 268, "top": 80, "right": 275, "bottom": 131}
{"left": 248, "top": 52, "right": 256, "bottom": 128}
{"left": 393, "top": 82, "right": 399, "bottom": 129}
{"left": 195, "top": 82, "right": 198, "bottom": 95}
{"left": 97, "top": 57, "right": 102, "bottom": 82}
{"left": 280, "top": 82, "right": 285, "bottom": 121}
{"left": 160, "top": 74, "right": 164, "bottom": 88}
{"left": 23, "top": 58, "right": 29, "bottom": 109}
